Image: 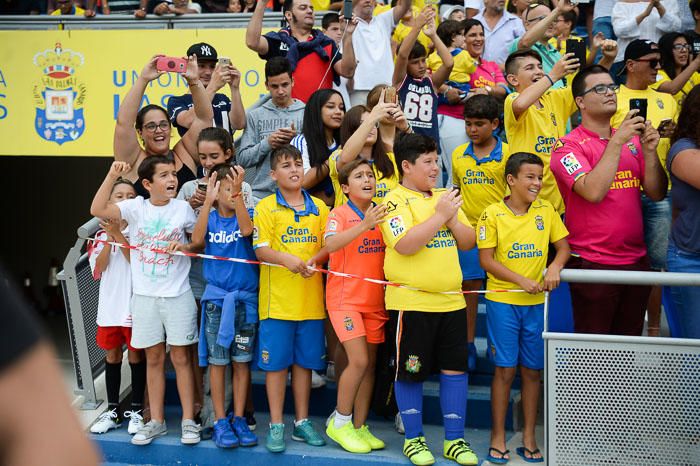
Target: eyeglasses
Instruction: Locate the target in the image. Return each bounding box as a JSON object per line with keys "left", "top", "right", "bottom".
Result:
{"left": 525, "top": 14, "right": 547, "bottom": 24}
{"left": 634, "top": 58, "right": 661, "bottom": 68}
{"left": 581, "top": 83, "right": 620, "bottom": 96}
{"left": 143, "top": 121, "right": 170, "bottom": 132}
{"left": 673, "top": 44, "right": 691, "bottom": 51}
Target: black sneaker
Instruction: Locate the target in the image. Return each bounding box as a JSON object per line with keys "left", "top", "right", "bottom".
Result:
{"left": 244, "top": 411, "right": 257, "bottom": 431}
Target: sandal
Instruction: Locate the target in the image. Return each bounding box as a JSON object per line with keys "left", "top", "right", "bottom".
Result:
{"left": 486, "top": 447, "right": 510, "bottom": 464}
{"left": 516, "top": 446, "right": 544, "bottom": 463}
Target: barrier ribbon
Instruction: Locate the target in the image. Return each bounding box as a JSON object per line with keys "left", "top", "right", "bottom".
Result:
{"left": 86, "top": 237, "right": 526, "bottom": 296}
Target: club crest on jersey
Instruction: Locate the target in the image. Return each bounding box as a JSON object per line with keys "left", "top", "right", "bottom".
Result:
{"left": 405, "top": 354, "right": 421, "bottom": 373}
{"left": 389, "top": 215, "right": 405, "bottom": 237}
{"left": 33, "top": 43, "right": 87, "bottom": 145}
{"left": 550, "top": 112, "right": 557, "bottom": 127}
{"left": 657, "top": 98, "right": 664, "bottom": 109}
{"left": 343, "top": 316, "right": 354, "bottom": 332}
{"left": 535, "top": 215, "right": 544, "bottom": 231}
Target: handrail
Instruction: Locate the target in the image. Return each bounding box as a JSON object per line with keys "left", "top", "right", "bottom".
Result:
{"left": 0, "top": 11, "right": 330, "bottom": 29}
{"left": 559, "top": 268, "right": 700, "bottom": 287}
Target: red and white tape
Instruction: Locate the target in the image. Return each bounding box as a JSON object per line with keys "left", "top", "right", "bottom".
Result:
{"left": 87, "top": 237, "right": 525, "bottom": 296}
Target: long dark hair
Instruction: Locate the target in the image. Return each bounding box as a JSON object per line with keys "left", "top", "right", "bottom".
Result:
{"left": 340, "top": 105, "right": 396, "bottom": 181}
{"left": 659, "top": 32, "right": 690, "bottom": 80}
{"left": 135, "top": 104, "right": 169, "bottom": 131}
{"left": 672, "top": 84, "right": 700, "bottom": 145}
{"left": 303, "top": 89, "right": 343, "bottom": 169}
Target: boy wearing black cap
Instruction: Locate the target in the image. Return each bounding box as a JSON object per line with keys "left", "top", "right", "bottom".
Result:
{"left": 167, "top": 42, "right": 246, "bottom": 138}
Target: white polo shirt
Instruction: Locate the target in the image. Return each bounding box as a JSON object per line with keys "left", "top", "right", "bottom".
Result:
{"left": 351, "top": 9, "right": 396, "bottom": 91}
{"left": 473, "top": 9, "right": 525, "bottom": 65}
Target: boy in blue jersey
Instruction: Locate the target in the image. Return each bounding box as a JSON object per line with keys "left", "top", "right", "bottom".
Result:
{"left": 187, "top": 163, "right": 259, "bottom": 449}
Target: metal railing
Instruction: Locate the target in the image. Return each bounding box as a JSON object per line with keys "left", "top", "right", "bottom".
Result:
{"left": 58, "top": 217, "right": 103, "bottom": 409}
{"left": 0, "top": 11, "right": 329, "bottom": 30}
{"left": 543, "top": 269, "right": 700, "bottom": 466}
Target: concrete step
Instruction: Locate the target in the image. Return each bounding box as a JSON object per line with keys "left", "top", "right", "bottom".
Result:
{"left": 95, "top": 409, "right": 496, "bottom": 466}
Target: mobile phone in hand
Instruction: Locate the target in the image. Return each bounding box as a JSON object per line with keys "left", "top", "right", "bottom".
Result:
{"left": 343, "top": 0, "right": 352, "bottom": 20}
{"left": 566, "top": 38, "right": 586, "bottom": 67}
{"left": 156, "top": 57, "right": 187, "bottom": 73}
{"left": 630, "top": 98, "right": 648, "bottom": 122}
{"left": 657, "top": 118, "right": 673, "bottom": 133}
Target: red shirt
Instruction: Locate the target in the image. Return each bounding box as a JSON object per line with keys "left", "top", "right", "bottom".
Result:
{"left": 325, "top": 202, "right": 386, "bottom": 313}
{"left": 550, "top": 125, "right": 646, "bottom": 265}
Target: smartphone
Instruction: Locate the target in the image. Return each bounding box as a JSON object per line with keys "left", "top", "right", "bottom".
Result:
{"left": 630, "top": 98, "right": 648, "bottom": 121}
{"left": 343, "top": 0, "right": 352, "bottom": 20}
{"left": 197, "top": 180, "right": 208, "bottom": 192}
{"left": 657, "top": 118, "right": 673, "bottom": 133}
{"left": 566, "top": 38, "right": 586, "bottom": 67}
{"left": 384, "top": 86, "right": 397, "bottom": 104}
{"left": 218, "top": 57, "right": 231, "bottom": 67}
{"left": 156, "top": 56, "right": 187, "bottom": 73}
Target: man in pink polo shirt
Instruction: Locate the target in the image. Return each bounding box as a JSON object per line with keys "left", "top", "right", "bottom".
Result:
{"left": 550, "top": 65, "right": 667, "bottom": 335}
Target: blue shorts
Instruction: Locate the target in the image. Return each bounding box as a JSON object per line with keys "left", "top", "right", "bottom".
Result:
{"left": 257, "top": 318, "right": 326, "bottom": 371}
{"left": 486, "top": 300, "right": 544, "bottom": 370}
{"left": 204, "top": 302, "right": 257, "bottom": 365}
{"left": 458, "top": 247, "right": 486, "bottom": 281}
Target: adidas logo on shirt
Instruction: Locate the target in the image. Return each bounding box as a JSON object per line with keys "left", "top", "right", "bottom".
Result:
{"left": 209, "top": 230, "right": 243, "bottom": 244}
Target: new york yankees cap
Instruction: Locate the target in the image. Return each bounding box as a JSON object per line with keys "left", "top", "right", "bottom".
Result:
{"left": 186, "top": 42, "right": 218, "bottom": 62}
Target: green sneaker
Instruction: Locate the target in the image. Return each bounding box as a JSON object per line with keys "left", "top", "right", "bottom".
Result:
{"left": 326, "top": 421, "right": 371, "bottom": 453}
{"left": 443, "top": 438, "right": 478, "bottom": 465}
{"left": 403, "top": 436, "right": 435, "bottom": 465}
{"left": 356, "top": 425, "right": 385, "bottom": 450}
{"left": 292, "top": 419, "right": 326, "bottom": 446}
{"left": 265, "top": 423, "right": 286, "bottom": 453}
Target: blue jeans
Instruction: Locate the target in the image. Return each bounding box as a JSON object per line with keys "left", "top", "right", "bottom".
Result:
{"left": 666, "top": 240, "right": 700, "bottom": 339}
{"left": 642, "top": 194, "right": 672, "bottom": 271}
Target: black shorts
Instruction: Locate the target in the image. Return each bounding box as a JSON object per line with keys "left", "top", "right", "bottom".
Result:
{"left": 389, "top": 308, "right": 468, "bottom": 382}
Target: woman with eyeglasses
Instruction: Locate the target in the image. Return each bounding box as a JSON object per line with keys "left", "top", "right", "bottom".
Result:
{"left": 655, "top": 32, "right": 700, "bottom": 106}
{"left": 113, "top": 55, "right": 214, "bottom": 198}
{"left": 611, "top": 0, "right": 681, "bottom": 80}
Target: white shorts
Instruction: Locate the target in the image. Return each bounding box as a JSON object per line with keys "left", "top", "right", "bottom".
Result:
{"left": 130, "top": 290, "right": 198, "bottom": 349}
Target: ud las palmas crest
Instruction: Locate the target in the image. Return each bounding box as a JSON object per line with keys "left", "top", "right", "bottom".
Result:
{"left": 33, "top": 43, "right": 86, "bottom": 145}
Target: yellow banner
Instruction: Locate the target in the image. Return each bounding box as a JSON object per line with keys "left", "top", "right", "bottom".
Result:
{"left": 0, "top": 29, "right": 270, "bottom": 156}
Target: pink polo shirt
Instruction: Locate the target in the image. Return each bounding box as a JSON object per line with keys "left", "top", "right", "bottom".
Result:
{"left": 550, "top": 125, "right": 646, "bottom": 265}
{"left": 437, "top": 59, "right": 506, "bottom": 119}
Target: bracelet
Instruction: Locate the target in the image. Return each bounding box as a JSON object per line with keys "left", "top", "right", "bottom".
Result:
{"left": 544, "top": 74, "right": 554, "bottom": 86}
{"left": 187, "top": 80, "right": 198, "bottom": 87}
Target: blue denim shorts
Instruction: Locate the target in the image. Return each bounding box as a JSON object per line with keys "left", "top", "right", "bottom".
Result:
{"left": 204, "top": 302, "right": 257, "bottom": 365}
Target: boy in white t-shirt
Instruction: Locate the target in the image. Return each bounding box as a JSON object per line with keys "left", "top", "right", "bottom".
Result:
{"left": 91, "top": 156, "right": 200, "bottom": 446}
{"left": 88, "top": 178, "right": 147, "bottom": 436}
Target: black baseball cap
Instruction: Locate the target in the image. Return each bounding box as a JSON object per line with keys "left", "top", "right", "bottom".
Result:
{"left": 617, "top": 39, "right": 659, "bottom": 76}
{"left": 186, "top": 42, "right": 218, "bottom": 62}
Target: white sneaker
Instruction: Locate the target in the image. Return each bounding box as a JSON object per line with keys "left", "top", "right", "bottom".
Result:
{"left": 394, "top": 412, "right": 405, "bottom": 435}
{"left": 311, "top": 370, "right": 326, "bottom": 389}
{"left": 124, "top": 410, "right": 144, "bottom": 435}
{"left": 325, "top": 410, "right": 337, "bottom": 428}
{"left": 181, "top": 419, "right": 201, "bottom": 445}
{"left": 132, "top": 420, "right": 167, "bottom": 445}
{"left": 90, "top": 408, "right": 121, "bottom": 434}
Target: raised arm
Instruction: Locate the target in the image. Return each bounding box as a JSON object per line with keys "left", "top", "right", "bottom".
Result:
{"left": 172, "top": 63, "right": 227, "bottom": 131}
{"left": 337, "top": 98, "right": 396, "bottom": 170}
{"left": 423, "top": 16, "right": 453, "bottom": 89}
{"left": 114, "top": 56, "right": 163, "bottom": 166}
{"left": 228, "top": 166, "right": 254, "bottom": 236}
{"left": 228, "top": 65, "right": 246, "bottom": 131}
{"left": 178, "top": 56, "right": 215, "bottom": 165}
{"left": 656, "top": 54, "right": 700, "bottom": 96}
{"left": 510, "top": 53, "right": 578, "bottom": 120}
{"left": 245, "top": 0, "right": 270, "bottom": 55}
{"left": 639, "top": 121, "right": 668, "bottom": 201}
{"left": 325, "top": 204, "right": 387, "bottom": 252}
{"left": 393, "top": 0, "right": 412, "bottom": 24}
{"left": 335, "top": 16, "right": 358, "bottom": 78}
{"left": 519, "top": 1, "right": 575, "bottom": 50}
{"left": 393, "top": 7, "right": 431, "bottom": 86}
{"left": 91, "top": 162, "right": 130, "bottom": 220}
{"left": 394, "top": 190, "right": 460, "bottom": 255}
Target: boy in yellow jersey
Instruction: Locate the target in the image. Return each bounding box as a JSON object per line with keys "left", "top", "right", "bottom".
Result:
{"left": 477, "top": 152, "right": 569, "bottom": 464}
{"left": 252, "top": 145, "right": 329, "bottom": 453}
{"left": 451, "top": 95, "right": 509, "bottom": 374}
{"left": 380, "top": 134, "right": 478, "bottom": 466}
{"left": 503, "top": 49, "right": 579, "bottom": 214}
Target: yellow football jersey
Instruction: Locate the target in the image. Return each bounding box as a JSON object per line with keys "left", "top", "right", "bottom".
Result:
{"left": 477, "top": 198, "right": 568, "bottom": 305}
{"left": 253, "top": 191, "right": 329, "bottom": 321}
{"left": 380, "top": 184, "right": 472, "bottom": 312}
{"left": 329, "top": 149, "right": 400, "bottom": 208}
{"left": 427, "top": 49, "right": 476, "bottom": 86}
{"left": 452, "top": 139, "right": 510, "bottom": 225}
{"left": 504, "top": 88, "right": 576, "bottom": 214}
{"left": 652, "top": 69, "right": 700, "bottom": 109}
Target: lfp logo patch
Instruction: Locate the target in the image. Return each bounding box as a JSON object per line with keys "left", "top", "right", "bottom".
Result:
{"left": 33, "top": 43, "right": 86, "bottom": 145}
{"left": 560, "top": 152, "right": 582, "bottom": 175}
{"left": 389, "top": 215, "right": 405, "bottom": 237}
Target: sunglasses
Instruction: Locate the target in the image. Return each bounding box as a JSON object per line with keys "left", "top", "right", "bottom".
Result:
{"left": 634, "top": 58, "right": 661, "bottom": 68}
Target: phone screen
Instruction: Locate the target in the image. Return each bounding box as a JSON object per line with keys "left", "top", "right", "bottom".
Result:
{"left": 566, "top": 39, "right": 586, "bottom": 66}
{"left": 630, "top": 98, "right": 648, "bottom": 121}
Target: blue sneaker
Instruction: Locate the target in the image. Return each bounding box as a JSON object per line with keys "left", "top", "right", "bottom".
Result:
{"left": 292, "top": 419, "right": 326, "bottom": 446}
{"left": 467, "top": 342, "right": 478, "bottom": 373}
{"left": 232, "top": 416, "right": 258, "bottom": 447}
{"left": 266, "top": 423, "right": 286, "bottom": 452}
{"left": 213, "top": 418, "right": 239, "bottom": 448}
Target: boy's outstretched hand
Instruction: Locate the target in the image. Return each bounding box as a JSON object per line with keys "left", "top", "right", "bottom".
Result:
{"left": 361, "top": 204, "right": 388, "bottom": 230}
{"left": 108, "top": 161, "right": 131, "bottom": 179}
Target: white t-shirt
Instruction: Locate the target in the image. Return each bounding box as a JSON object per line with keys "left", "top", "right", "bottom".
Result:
{"left": 117, "top": 197, "right": 197, "bottom": 298}
{"left": 88, "top": 228, "right": 133, "bottom": 327}
{"left": 352, "top": 9, "right": 396, "bottom": 91}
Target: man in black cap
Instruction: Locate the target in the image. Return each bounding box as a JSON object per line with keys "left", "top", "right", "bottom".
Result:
{"left": 167, "top": 42, "right": 246, "bottom": 138}
{"left": 611, "top": 38, "right": 677, "bottom": 336}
